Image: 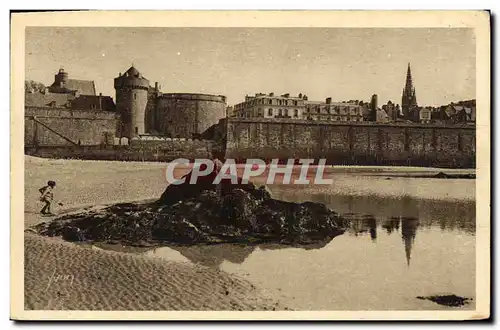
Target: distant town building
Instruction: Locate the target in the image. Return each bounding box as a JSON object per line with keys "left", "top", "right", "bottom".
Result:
{"left": 48, "top": 68, "right": 97, "bottom": 95}
{"left": 401, "top": 63, "right": 418, "bottom": 120}
{"left": 233, "top": 93, "right": 305, "bottom": 119}
{"left": 445, "top": 103, "right": 476, "bottom": 123}
{"left": 431, "top": 100, "right": 476, "bottom": 124}
{"left": 382, "top": 101, "right": 400, "bottom": 122}
{"left": 304, "top": 98, "right": 364, "bottom": 122}
{"left": 226, "top": 105, "right": 235, "bottom": 117}
{"left": 418, "top": 107, "right": 432, "bottom": 124}
{"left": 25, "top": 68, "right": 115, "bottom": 111}
{"left": 376, "top": 109, "right": 390, "bottom": 123}
{"left": 233, "top": 93, "right": 364, "bottom": 122}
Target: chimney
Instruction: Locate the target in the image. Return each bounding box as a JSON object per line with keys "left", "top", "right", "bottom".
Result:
{"left": 155, "top": 82, "right": 159, "bottom": 90}
{"left": 326, "top": 97, "right": 332, "bottom": 104}
{"left": 99, "top": 93, "right": 102, "bottom": 110}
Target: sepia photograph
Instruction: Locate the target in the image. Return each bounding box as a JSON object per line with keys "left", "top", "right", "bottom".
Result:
{"left": 10, "top": 10, "right": 490, "bottom": 320}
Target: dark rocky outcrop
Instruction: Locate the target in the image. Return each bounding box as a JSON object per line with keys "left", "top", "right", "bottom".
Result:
{"left": 417, "top": 295, "right": 473, "bottom": 307}
{"left": 32, "top": 169, "right": 348, "bottom": 246}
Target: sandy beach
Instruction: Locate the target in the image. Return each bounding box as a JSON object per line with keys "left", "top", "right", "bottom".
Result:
{"left": 23, "top": 156, "right": 285, "bottom": 311}
{"left": 23, "top": 156, "right": 475, "bottom": 311}
{"left": 24, "top": 233, "right": 281, "bottom": 311}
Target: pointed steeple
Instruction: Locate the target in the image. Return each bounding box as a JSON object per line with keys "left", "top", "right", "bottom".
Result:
{"left": 405, "top": 63, "right": 413, "bottom": 92}
{"left": 401, "top": 62, "right": 418, "bottom": 119}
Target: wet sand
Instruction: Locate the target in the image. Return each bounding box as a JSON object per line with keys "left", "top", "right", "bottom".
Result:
{"left": 23, "top": 156, "right": 475, "bottom": 311}
{"left": 24, "top": 233, "right": 282, "bottom": 310}
{"left": 23, "top": 156, "right": 283, "bottom": 311}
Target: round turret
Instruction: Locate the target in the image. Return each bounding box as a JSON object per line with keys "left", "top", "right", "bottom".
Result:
{"left": 54, "top": 68, "right": 68, "bottom": 88}
{"left": 114, "top": 66, "right": 150, "bottom": 138}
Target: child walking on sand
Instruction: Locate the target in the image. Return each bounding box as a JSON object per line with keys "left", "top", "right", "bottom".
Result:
{"left": 39, "top": 180, "right": 62, "bottom": 215}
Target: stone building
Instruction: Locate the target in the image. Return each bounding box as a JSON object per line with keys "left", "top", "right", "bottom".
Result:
{"left": 304, "top": 98, "right": 364, "bottom": 122}
{"left": 26, "top": 68, "right": 115, "bottom": 112}
{"left": 114, "top": 65, "right": 227, "bottom": 139}
{"left": 114, "top": 66, "right": 150, "bottom": 138}
{"left": 382, "top": 100, "right": 400, "bottom": 122}
{"left": 418, "top": 107, "right": 432, "bottom": 124}
{"left": 233, "top": 93, "right": 364, "bottom": 122}
{"left": 48, "top": 68, "right": 97, "bottom": 95}
{"left": 401, "top": 63, "right": 418, "bottom": 120}
{"left": 233, "top": 93, "right": 305, "bottom": 119}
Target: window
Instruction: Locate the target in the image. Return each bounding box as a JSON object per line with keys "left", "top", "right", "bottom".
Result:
{"left": 135, "top": 127, "right": 138, "bottom": 134}
{"left": 134, "top": 93, "right": 137, "bottom": 100}
{"left": 268, "top": 108, "right": 273, "bottom": 116}
{"left": 294, "top": 109, "right": 298, "bottom": 117}
{"left": 268, "top": 99, "right": 272, "bottom": 105}
{"left": 279, "top": 109, "right": 283, "bottom": 116}
{"left": 316, "top": 106, "right": 320, "bottom": 114}
{"left": 294, "top": 100, "right": 298, "bottom": 106}
{"left": 284, "top": 109, "right": 289, "bottom": 117}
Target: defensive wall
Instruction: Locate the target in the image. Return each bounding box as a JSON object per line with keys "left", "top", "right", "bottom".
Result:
{"left": 24, "top": 109, "right": 476, "bottom": 168}
{"left": 25, "top": 136, "right": 214, "bottom": 162}
{"left": 153, "top": 93, "right": 227, "bottom": 138}
{"left": 222, "top": 118, "right": 476, "bottom": 168}
{"left": 25, "top": 107, "right": 119, "bottom": 147}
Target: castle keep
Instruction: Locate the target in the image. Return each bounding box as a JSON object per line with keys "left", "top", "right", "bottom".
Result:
{"left": 114, "top": 66, "right": 227, "bottom": 139}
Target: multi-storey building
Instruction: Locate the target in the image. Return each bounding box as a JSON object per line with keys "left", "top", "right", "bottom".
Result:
{"left": 233, "top": 93, "right": 306, "bottom": 119}
{"left": 304, "top": 98, "right": 364, "bottom": 122}
{"left": 234, "top": 93, "right": 364, "bottom": 122}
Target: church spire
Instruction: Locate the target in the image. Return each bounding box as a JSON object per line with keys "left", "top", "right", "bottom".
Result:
{"left": 405, "top": 63, "right": 413, "bottom": 91}
{"left": 401, "top": 62, "right": 418, "bottom": 119}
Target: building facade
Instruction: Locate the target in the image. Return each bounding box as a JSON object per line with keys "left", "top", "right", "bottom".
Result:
{"left": 304, "top": 98, "right": 364, "bottom": 122}
{"left": 26, "top": 68, "right": 115, "bottom": 112}
{"left": 48, "top": 68, "right": 96, "bottom": 95}
{"left": 234, "top": 93, "right": 363, "bottom": 122}
{"left": 233, "top": 93, "right": 306, "bottom": 119}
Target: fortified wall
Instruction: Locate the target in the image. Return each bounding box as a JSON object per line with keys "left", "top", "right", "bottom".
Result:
{"left": 222, "top": 118, "right": 476, "bottom": 168}
{"left": 25, "top": 107, "right": 119, "bottom": 147}
{"left": 26, "top": 137, "right": 214, "bottom": 162}
{"left": 152, "top": 93, "right": 227, "bottom": 138}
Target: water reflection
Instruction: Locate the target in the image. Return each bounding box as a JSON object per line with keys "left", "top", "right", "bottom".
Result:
{"left": 86, "top": 182, "right": 475, "bottom": 311}
{"left": 147, "top": 240, "right": 334, "bottom": 268}
{"left": 269, "top": 187, "right": 475, "bottom": 234}
{"left": 345, "top": 214, "right": 420, "bottom": 266}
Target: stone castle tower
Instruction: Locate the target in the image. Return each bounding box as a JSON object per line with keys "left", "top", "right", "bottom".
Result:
{"left": 401, "top": 63, "right": 418, "bottom": 119}
{"left": 114, "top": 66, "right": 150, "bottom": 138}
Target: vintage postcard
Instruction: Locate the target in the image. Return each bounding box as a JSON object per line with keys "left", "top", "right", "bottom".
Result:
{"left": 10, "top": 10, "right": 490, "bottom": 320}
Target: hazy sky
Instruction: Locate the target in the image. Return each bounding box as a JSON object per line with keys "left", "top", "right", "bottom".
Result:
{"left": 25, "top": 27, "right": 475, "bottom": 106}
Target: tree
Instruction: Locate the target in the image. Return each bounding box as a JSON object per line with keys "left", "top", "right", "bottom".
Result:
{"left": 25, "top": 80, "right": 46, "bottom": 93}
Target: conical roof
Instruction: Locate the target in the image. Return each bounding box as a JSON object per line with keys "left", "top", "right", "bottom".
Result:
{"left": 126, "top": 66, "right": 141, "bottom": 77}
